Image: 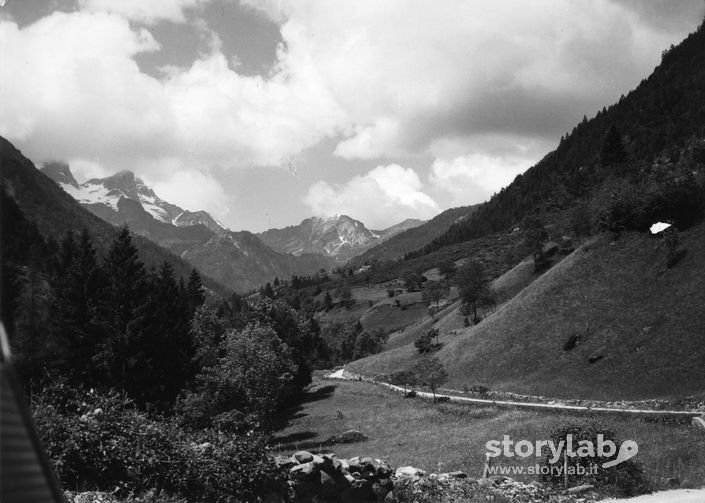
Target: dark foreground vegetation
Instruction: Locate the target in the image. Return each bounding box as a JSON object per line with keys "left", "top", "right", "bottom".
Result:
{"left": 1, "top": 180, "right": 402, "bottom": 500}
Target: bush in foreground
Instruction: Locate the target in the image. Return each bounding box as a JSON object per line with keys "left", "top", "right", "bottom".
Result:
{"left": 33, "top": 384, "right": 286, "bottom": 502}
{"left": 541, "top": 421, "right": 651, "bottom": 497}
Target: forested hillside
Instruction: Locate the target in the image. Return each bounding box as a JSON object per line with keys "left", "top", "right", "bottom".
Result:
{"left": 409, "top": 20, "right": 705, "bottom": 258}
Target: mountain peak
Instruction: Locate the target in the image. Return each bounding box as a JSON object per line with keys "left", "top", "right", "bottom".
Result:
{"left": 96, "top": 170, "right": 138, "bottom": 196}
{"left": 40, "top": 161, "right": 79, "bottom": 188}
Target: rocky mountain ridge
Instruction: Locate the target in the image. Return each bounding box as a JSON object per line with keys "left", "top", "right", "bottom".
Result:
{"left": 41, "top": 163, "right": 335, "bottom": 292}
{"left": 258, "top": 214, "right": 424, "bottom": 263}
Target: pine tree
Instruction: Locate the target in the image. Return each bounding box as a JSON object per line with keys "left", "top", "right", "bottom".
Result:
{"left": 262, "top": 282, "right": 275, "bottom": 299}
{"left": 51, "top": 229, "right": 105, "bottom": 383}
{"left": 186, "top": 268, "right": 205, "bottom": 315}
{"left": 600, "top": 125, "right": 627, "bottom": 167}
{"left": 97, "top": 225, "right": 148, "bottom": 391}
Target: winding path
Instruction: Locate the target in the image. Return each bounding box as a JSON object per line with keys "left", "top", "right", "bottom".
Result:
{"left": 327, "top": 369, "right": 703, "bottom": 418}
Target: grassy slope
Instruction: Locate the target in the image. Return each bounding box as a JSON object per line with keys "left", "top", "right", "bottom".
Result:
{"left": 274, "top": 377, "right": 705, "bottom": 489}
{"left": 350, "top": 224, "right": 705, "bottom": 401}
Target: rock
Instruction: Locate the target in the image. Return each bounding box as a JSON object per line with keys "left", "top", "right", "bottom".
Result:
{"left": 447, "top": 470, "right": 467, "bottom": 478}
{"left": 567, "top": 484, "right": 595, "bottom": 494}
{"left": 384, "top": 490, "right": 395, "bottom": 503}
{"left": 347, "top": 456, "right": 363, "bottom": 472}
{"left": 323, "top": 429, "right": 369, "bottom": 445}
{"left": 395, "top": 466, "right": 426, "bottom": 478}
{"left": 274, "top": 454, "right": 296, "bottom": 470}
{"left": 289, "top": 461, "right": 318, "bottom": 480}
{"left": 293, "top": 450, "right": 314, "bottom": 464}
{"left": 373, "top": 459, "right": 393, "bottom": 478}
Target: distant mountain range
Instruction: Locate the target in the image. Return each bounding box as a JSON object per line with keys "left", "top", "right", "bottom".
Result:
{"left": 0, "top": 137, "right": 228, "bottom": 297}
{"left": 258, "top": 215, "right": 423, "bottom": 262}
{"left": 41, "top": 163, "right": 337, "bottom": 292}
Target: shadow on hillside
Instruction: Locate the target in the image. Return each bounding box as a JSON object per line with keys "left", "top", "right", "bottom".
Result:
{"left": 271, "top": 383, "right": 338, "bottom": 434}
{"left": 271, "top": 430, "right": 318, "bottom": 447}
{"left": 300, "top": 384, "right": 337, "bottom": 404}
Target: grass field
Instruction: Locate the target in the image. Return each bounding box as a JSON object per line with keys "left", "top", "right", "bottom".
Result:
{"left": 273, "top": 377, "right": 705, "bottom": 491}
{"left": 349, "top": 223, "right": 705, "bottom": 401}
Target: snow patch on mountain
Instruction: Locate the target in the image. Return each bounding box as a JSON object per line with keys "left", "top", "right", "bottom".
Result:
{"left": 60, "top": 181, "right": 121, "bottom": 211}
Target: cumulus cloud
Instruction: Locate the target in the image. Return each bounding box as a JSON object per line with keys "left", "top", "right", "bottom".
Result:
{"left": 304, "top": 164, "right": 439, "bottom": 228}
{"left": 0, "top": 12, "right": 173, "bottom": 161}
{"left": 429, "top": 153, "right": 531, "bottom": 207}
{"left": 246, "top": 0, "right": 699, "bottom": 160}
{"left": 2, "top": 1, "right": 702, "bottom": 229}
{"left": 149, "top": 168, "right": 232, "bottom": 219}
{"left": 77, "top": 0, "right": 203, "bottom": 24}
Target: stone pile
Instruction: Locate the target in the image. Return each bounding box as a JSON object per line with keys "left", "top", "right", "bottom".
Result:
{"left": 276, "top": 450, "right": 397, "bottom": 502}
{"left": 276, "top": 451, "right": 604, "bottom": 502}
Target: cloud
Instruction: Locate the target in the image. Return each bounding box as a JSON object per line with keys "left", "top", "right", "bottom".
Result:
{"left": 429, "top": 153, "right": 531, "bottom": 207}
{"left": 77, "top": 0, "right": 203, "bottom": 24}
{"left": 303, "top": 164, "right": 439, "bottom": 228}
{"left": 149, "top": 168, "right": 232, "bottom": 218}
{"left": 0, "top": 12, "right": 173, "bottom": 162}
{"left": 2, "top": 1, "right": 702, "bottom": 230}
{"left": 246, "top": 0, "right": 701, "bottom": 160}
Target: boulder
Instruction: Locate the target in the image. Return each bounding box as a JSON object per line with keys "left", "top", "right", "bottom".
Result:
{"left": 395, "top": 466, "right": 426, "bottom": 479}
{"left": 274, "top": 454, "right": 296, "bottom": 470}
{"left": 293, "top": 450, "right": 314, "bottom": 464}
{"left": 289, "top": 461, "right": 318, "bottom": 481}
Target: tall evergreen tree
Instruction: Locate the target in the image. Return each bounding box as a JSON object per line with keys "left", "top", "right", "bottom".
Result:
{"left": 97, "top": 225, "right": 148, "bottom": 392}
{"left": 51, "top": 229, "right": 105, "bottom": 383}
{"left": 186, "top": 268, "right": 205, "bottom": 315}
{"left": 600, "top": 124, "right": 627, "bottom": 167}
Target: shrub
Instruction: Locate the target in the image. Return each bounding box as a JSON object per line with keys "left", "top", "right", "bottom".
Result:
{"left": 563, "top": 334, "right": 580, "bottom": 351}
{"left": 414, "top": 333, "right": 433, "bottom": 354}
{"left": 33, "top": 384, "right": 185, "bottom": 496}
{"left": 467, "top": 384, "right": 490, "bottom": 396}
{"left": 541, "top": 421, "right": 651, "bottom": 497}
{"left": 32, "top": 384, "right": 286, "bottom": 502}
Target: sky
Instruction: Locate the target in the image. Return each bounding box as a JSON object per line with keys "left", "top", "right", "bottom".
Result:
{"left": 1, "top": 1, "right": 703, "bottom": 232}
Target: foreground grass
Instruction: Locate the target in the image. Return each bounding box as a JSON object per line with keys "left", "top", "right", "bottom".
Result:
{"left": 274, "top": 377, "right": 705, "bottom": 490}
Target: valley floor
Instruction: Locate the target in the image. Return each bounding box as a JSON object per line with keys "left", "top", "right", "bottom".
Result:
{"left": 274, "top": 375, "right": 705, "bottom": 493}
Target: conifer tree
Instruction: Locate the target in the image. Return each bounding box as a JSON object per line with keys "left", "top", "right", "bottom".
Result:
{"left": 97, "top": 225, "right": 148, "bottom": 392}
{"left": 186, "top": 268, "right": 205, "bottom": 315}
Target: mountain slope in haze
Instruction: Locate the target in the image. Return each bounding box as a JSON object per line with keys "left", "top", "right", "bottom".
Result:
{"left": 348, "top": 205, "right": 479, "bottom": 266}
{"left": 0, "top": 137, "right": 229, "bottom": 297}
{"left": 350, "top": 225, "right": 705, "bottom": 400}
{"left": 410, "top": 19, "right": 705, "bottom": 259}
{"left": 258, "top": 215, "right": 423, "bottom": 263}
{"left": 41, "top": 163, "right": 335, "bottom": 293}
